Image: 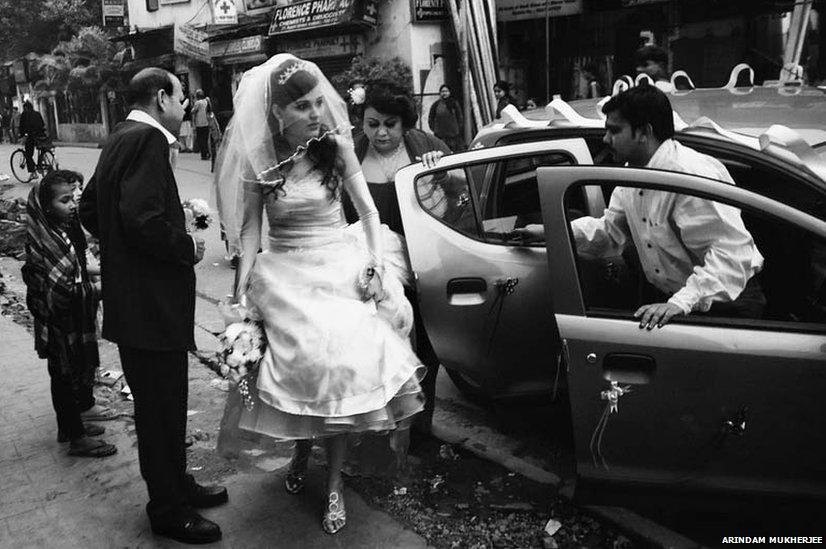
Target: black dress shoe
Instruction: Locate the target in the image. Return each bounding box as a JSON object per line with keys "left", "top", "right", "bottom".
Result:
{"left": 185, "top": 475, "right": 229, "bottom": 509}
{"left": 151, "top": 509, "right": 222, "bottom": 545}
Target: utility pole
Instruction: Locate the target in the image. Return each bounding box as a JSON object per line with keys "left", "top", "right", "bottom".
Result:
{"left": 781, "top": 0, "right": 813, "bottom": 82}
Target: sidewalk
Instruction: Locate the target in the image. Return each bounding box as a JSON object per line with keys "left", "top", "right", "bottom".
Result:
{"left": 0, "top": 314, "right": 427, "bottom": 548}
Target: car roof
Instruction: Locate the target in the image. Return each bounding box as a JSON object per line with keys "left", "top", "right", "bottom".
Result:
{"left": 471, "top": 85, "right": 826, "bottom": 185}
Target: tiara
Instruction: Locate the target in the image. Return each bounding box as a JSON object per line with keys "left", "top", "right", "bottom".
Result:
{"left": 277, "top": 62, "right": 308, "bottom": 86}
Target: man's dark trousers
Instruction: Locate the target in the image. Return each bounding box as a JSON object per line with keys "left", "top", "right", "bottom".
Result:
{"left": 194, "top": 127, "right": 210, "bottom": 159}
{"left": 119, "top": 347, "right": 188, "bottom": 520}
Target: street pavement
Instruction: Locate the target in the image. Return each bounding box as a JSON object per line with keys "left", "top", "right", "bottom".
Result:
{"left": 0, "top": 145, "right": 429, "bottom": 548}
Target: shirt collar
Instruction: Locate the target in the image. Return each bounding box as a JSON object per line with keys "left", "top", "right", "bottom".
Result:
{"left": 646, "top": 139, "right": 678, "bottom": 169}
{"left": 126, "top": 109, "right": 177, "bottom": 145}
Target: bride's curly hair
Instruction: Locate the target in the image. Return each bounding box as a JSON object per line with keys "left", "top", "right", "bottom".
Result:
{"left": 264, "top": 63, "right": 342, "bottom": 201}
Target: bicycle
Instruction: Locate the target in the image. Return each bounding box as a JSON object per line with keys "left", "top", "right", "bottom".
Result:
{"left": 10, "top": 136, "right": 58, "bottom": 183}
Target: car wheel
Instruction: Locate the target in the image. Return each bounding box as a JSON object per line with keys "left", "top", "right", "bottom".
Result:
{"left": 444, "top": 368, "right": 492, "bottom": 404}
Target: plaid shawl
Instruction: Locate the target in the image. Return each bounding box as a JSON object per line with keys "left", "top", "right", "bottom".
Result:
{"left": 22, "top": 186, "right": 99, "bottom": 380}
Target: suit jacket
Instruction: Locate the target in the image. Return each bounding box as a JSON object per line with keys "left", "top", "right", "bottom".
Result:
{"left": 80, "top": 120, "right": 196, "bottom": 351}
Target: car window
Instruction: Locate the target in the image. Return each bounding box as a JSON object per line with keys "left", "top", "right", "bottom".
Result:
{"left": 415, "top": 168, "right": 480, "bottom": 240}
{"left": 562, "top": 183, "right": 826, "bottom": 330}
{"left": 480, "top": 153, "right": 587, "bottom": 246}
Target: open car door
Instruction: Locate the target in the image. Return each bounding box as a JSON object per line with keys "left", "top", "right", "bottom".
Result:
{"left": 395, "top": 140, "right": 596, "bottom": 399}
{"left": 536, "top": 166, "right": 826, "bottom": 519}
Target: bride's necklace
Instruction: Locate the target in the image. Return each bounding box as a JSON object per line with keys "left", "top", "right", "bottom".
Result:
{"left": 370, "top": 142, "right": 406, "bottom": 182}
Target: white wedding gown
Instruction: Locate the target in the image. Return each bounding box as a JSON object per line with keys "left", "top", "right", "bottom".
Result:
{"left": 236, "top": 168, "right": 424, "bottom": 440}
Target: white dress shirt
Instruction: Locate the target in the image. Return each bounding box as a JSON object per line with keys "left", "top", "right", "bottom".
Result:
{"left": 126, "top": 109, "right": 177, "bottom": 145}
{"left": 571, "top": 139, "right": 764, "bottom": 314}
{"left": 125, "top": 109, "right": 197, "bottom": 257}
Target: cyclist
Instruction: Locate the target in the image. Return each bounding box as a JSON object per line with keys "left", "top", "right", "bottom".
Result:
{"left": 19, "top": 100, "right": 50, "bottom": 181}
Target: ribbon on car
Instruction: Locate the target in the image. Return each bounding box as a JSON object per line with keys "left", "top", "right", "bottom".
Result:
{"left": 589, "top": 381, "right": 632, "bottom": 470}
{"left": 485, "top": 277, "right": 519, "bottom": 356}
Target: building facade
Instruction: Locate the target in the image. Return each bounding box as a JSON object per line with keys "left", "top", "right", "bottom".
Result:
{"left": 118, "top": 0, "right": 455, "bottom": 133}
{"left": 496, "top": 0, "right": 819, "bottom": 107}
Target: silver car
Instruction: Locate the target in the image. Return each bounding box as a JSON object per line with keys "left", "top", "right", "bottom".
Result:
{"left": 395, "top": 86, "right": 826, "bottom": 508}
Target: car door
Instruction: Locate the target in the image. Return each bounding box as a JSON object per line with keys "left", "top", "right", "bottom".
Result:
{"left": 536, "top": 165, "right": 826, "bottom": 505}
{"left": 395, "top": 140, "right": 595, "bottom": 399}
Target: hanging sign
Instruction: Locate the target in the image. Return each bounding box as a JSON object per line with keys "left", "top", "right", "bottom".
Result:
{"left": 268, "top": 0, "right": 378, "bottom": 35}
{"left": 245, "top": 0, "right": 280, "bottom": 12}
{"left": 210, "top": 35, "right": 266, "bottom": 60}
{"left": 496, "top": 0, "right": 582, "bottom": 22}
{"left": 102, "top": 0, "right": 125, "bottom": 27}
{"left": 174, "top": 24, "right": 211, "bottom": 63}
{"left": 411, "top": 0, "right": 447, "bottom": 23}
{"left": 621, "top": 0, "right": 669, "bottom": 5}
{"left": 277, "top": 34, "right": 364, "bottom": 59}
{"left": 213, "top": 0, "right": 238, "bottom": 24}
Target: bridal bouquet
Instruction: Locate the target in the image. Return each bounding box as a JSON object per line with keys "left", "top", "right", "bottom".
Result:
{"left": 181, "top": 198, "right": 213, "bottom": 231}
{"left": 217, "top": 300, "right": 266, "bottom": 410}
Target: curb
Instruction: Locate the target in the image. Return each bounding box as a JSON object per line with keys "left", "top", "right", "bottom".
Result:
{"left": 54, "top": 141, "right": 101, "bottom": 149}
{"left": 431, "top": 415, "right": 701, "bottom": 549}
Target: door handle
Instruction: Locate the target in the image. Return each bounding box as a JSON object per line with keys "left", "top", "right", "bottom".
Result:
{"left": 602, "top": 353, "right": 656, "bottom": 384}
{"left": 446, "top": 277, "right": 487, "bottom": 306}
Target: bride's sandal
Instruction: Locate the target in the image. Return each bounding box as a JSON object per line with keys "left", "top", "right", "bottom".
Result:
{"left": 284, "top": 444, "right": 310, "bottom": 495}
{"left": 322, "top": 490, "right": 346, "bottom": 535}
{"left": 284, "top": 470, "right": 306, "bottom": 495}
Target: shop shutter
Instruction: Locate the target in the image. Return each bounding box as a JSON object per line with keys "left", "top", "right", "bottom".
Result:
{"left": 312, "top": 55, "right": 357, "bottom": 81}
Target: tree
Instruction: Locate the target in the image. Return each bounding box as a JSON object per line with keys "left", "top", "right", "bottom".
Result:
{"left": 31, "top": 27, "right": 119, "bottom": 92}
{"left": 331, "top": 56, "right": 414, "bottom": 97}
{"left": 0, "top": 0, "right": 99, "bottom": 61}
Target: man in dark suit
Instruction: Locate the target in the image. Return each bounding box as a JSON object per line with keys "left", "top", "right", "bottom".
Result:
{"left": 80, "top": 68, "right": 226, "bottom": 544}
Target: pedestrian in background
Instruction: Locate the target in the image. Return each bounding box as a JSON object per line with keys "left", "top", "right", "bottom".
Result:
{"left": 635, "top": 45, "right": 673, "bottom": 92}
{"left": 191, "top": 90, "right": 211, "bottom": 160}
{"left": 0, "top": 109, "right": 10, "bottom": 143}
{"left": 11, "top": 106, "right": 21, "bottom": 143}
{"left": 19, "top": 101, "right": 48, "bottom": 181}
{"left": 22, "top": 169, "right": 117, "bottom": 458}
{"left": 494, "top": 80, "right": 513, "bottom": 119}
{"left": 208, "top": 109, "right": 222, "bottom": 173}
{"left": 428, "top": 84, "right": 465, "bottom": 152}
{"left": 178, "top": 97, "right": 193, "bottom": 152}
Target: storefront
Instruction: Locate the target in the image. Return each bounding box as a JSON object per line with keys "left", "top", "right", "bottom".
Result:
{"left": 209, "top": 33, "right": 269, "bottom": 110}
{"left": 495, "top": 0, "right": 808, "bottom": 105}
{"left": 267, "top": 0, "right": 378, "bottom": 81}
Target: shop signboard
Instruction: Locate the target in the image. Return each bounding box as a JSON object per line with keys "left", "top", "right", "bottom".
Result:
{"left": 245, "top": 0, "right": 281, "bottom": 12}
{"left": 174, "top": 24, "right": 211, "bottom": 63}
{"left": 497, "top": 0, "right": 582, "bottom": 22}
{"left": 268, "top": 0, "right": 378, "bottom": 35}
{"left": 161, "top": 0, "right": 190, "bottom": 4}
{"left": 411, "top": 0, "right": 447, "bottom": 23}
{"left": 621, "top": 0, "right": 668, "bottom": 5}
{"left": 277, "top": 34, "right": 364, "bottom": 59}
{"left": 210, "top": 35, "right": 266, "bottom": 58}
{"left": 102, "top": 0, "right": 125, "bottom": 27}
{"left": 12, "top": 59, "right": 29, "bottom": 84}
{"left": 213, "top": 0, "right": 238, "bottom": 24}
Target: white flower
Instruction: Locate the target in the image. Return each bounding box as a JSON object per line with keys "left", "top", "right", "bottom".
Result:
{"left": 349, "top": 86, "right": 366, "bottom": 105}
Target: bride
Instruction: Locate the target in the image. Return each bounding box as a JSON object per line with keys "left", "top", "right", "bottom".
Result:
{"left": 214, "top": 54, "right": 425, "bottom": 535}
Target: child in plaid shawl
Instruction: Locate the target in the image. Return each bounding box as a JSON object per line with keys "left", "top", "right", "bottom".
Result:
{"left": 22, "top": 170, "right": 117, "bottom": 458}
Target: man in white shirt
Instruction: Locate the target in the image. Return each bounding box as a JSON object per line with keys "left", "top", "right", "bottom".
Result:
{"left": 191, "top": 89, "right": 211, "bottom": 160}
{"left": 573, "top": 84, "right": 765, "bottom": 329}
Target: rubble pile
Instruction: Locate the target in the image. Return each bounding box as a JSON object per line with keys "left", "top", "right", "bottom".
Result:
{"left": 348, "top": 438, "right": 632, "bottom": 549}
{"left": 0, "top": 197, "right": 27, "bottom": 259}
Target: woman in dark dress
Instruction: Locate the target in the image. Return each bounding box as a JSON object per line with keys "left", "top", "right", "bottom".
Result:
{"left": 343, "top": 80, "right": 450, "bottom": 441}
{"left": 428, "top": 84, "right": 465, "bottom": 152}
